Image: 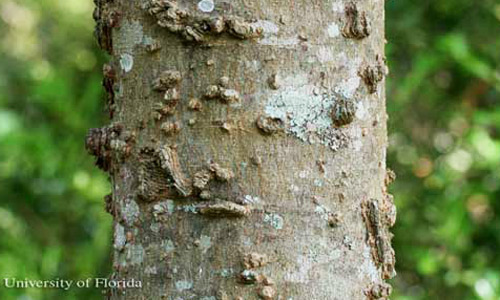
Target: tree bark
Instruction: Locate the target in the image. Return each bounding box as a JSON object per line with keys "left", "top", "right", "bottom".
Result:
{"left": 88, "top": 0, "right": 395, "bottom": 299}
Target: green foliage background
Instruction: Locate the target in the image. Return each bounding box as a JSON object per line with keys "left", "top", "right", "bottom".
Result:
{"left": 0, "top": 0, "right": 498, "bottom": 299}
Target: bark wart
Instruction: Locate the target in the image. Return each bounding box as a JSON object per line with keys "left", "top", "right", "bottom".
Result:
{"left": 88, "top": 0, "right": 394, "bottom": 299}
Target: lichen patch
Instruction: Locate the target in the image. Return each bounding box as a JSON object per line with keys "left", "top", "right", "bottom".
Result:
{"left": 123, "top": 197, "right": 140, "bottom": 226}
{"left": 263, "top": 74, "right": 356, "bottom": 151}
{"left": 175, "top": 280, "right": 193, "bottom": 291}
{"left": 119, "top": 53, "right": 134, "bottom": 72}
{"left": 197, "top": 0, "right": 214, "bottom": 13}
{"left": 199, "top": 235, "right": 211, "bottom": 253}
{"left": 126, "top": 244, "right": 144, "bottom": 265}
{"left": 327, "top": 22, "right": 340, "bottom": 38}
{"left": 263, "top": 213, "right": 284, "bottom": 230}
{"left": 114, "top": 223, "right": 126, "bottom": 251}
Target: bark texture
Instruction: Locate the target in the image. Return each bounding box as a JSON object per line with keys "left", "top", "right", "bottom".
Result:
{"left": 89, "top": 0, "right": 394, "bottom": 299}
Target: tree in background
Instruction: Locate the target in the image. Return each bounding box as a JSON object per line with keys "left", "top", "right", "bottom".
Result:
{"left": 0, "top": 0, "right": 111, "bottom": 299}
{"left": 87, "top": 0, "right": 392, "bottom": 298}
{"left": 387, "top": 0, "right": 500, "bottom": 299}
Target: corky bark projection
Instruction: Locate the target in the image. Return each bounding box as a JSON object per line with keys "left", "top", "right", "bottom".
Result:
{"left": 88, "top": 0, "right": 395, "bottom": 299}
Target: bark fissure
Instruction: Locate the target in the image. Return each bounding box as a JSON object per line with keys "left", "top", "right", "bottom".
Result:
{"left": 361, "top": 199, "right": 396, "bottom": 280}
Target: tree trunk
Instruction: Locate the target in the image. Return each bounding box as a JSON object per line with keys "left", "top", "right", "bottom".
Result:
{"left": 88, "top": 0, "right": 395, "bottom": 299}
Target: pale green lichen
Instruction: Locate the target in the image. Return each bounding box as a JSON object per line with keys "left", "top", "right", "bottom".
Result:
{"left": 264, "top": 213, "right": 284, "bottom": 230}
{"left": 200, "top": 235, "right": 211, "bottom": 253}
{"left": 263, "top": 70, "right": 366, "bottom": 151}
{"left": 144, "top": 265, "right": 158, "bottom": 275}
{"left": 142, "top": 35, "right": 155, "bottom": 45}
{"left": 162, "top": 239, "right": 175, "bottom": 253}
{"left": 239, "top": 269, "right": 259, "bottom": 284}
{"left": 314, "top": 203, "right": 330, "bottom": 221}
{"left": 243, "top": 195, "right": 260, "bottom": 205}
{"left": 264, "top": 74, "right": 348, "bottom": 151}
{"left": 166, "top": 200, "right": 175, "bottom": 213}
{"left": 175, "top": 280, "right": 193, "bottom": 291}
{"left": 219, "top": 268, "right": 234, "bottom": 278}
{"left": 126, "top": 244, "right": 144, "bottom": 265}
{"left": 153, "top": 200, "right": 175, "bottom": 220}
{"left": 180, "top": 204, "right": 198, "bottom": 213}
{"left": 114, "top": 223, "right": 126, "bottom": 250}
{"left": 123, "top": 198, "right": 140, "bottom": 226}
{"left": 314, "top": 179, "right": 324, "bottom": 187}
{"left": 150, "top": 222, "right": 160, "bottom": 233}
{"left": 327, "top": 22, "right": 340, "bottom": 38}
{"left": 197, "top": 0, "right": 214, "bottom": 13}
{"left": 119, "top": 53, "right": 134, "bottom": 73}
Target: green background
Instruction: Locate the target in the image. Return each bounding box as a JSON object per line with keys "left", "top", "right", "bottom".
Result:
{"left": 0, "top": 0, "right": 499, "bottom": 299}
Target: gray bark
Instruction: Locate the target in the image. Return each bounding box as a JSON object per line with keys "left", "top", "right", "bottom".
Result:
{"left": 88, "top": 0, "right": 395, "bottom": 299}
